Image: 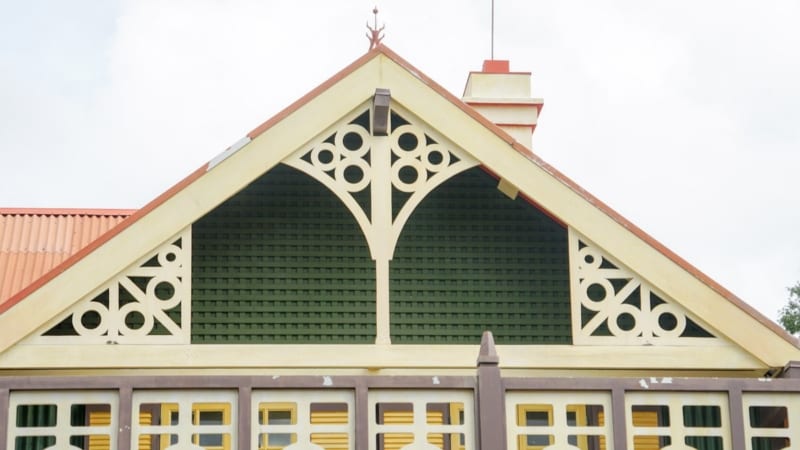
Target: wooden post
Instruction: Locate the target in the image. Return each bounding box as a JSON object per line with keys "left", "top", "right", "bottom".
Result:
{"left": 476, "top": 331, "right": 506, "bottom": 450}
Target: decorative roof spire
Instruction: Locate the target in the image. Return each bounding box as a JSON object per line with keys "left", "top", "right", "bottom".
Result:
{"left": 366, "top": 6, "right": 385, "bottom": 50}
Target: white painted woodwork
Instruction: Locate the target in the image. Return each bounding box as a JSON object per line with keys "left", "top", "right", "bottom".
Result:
{"left": 251, "top": 390, "right": 354, "bottom": 450}
{"left": 505, "top": 391, "right": 614, "bottom": 450}
{"left": 131, "top": 389, "right": 237, "bottom": 450}
{"left": 741, "top": 392, "right": 799, "bottom": 445}
{"left": 368, "top": 389, "right": 474, "bottom": 450}
{"left": 570, "top": 229, "right": 721, "bottom": 346}
{"left": 625, "top": 392, "right": 731, "bottom": 450}
{"left": 283, "top": 105, "right": 478, "bottom": 344}
{"left": 26, "top": 227, "right": 192, "bottom": 345}
{"left": 6, "top": 390, "right": 118, "bottom": 449}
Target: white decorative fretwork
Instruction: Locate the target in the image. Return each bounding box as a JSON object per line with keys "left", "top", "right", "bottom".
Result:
{"left": 625, "top": 392, "right": 731, "bottom": 450}
{"left": 368, "top": 389, "right": 474, "bottom": 450}
{"left": 569, "top": 229, "right": 718, "bottom": 345}
{"left": 742, "top": 393, "right": 798, "bottom": 447}
{"left": 7, "top": 390, "right": 119, "bottom": 449}
{"left": 284, "top": 105, "right": 478, "bottom": 343}
{"left": 28, "top": 227, "right": 191, "bottom": 345}
{"left": 505, "top": 391, "right": 614, "bottom": 450}
{"left": 252, "top": 390, "right": 354, "bottom": 450}
{"left": 131, "top": 389, "right": 237, "bottom": 450}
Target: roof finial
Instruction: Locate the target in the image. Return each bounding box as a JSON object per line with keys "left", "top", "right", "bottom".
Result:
{"left": 366, "top": 6, "right": 385, "bottom": 50}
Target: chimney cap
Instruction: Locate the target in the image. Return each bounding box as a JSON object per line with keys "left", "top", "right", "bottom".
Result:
{"left": 482, "top": 60, "right": 510, "bottom": 73}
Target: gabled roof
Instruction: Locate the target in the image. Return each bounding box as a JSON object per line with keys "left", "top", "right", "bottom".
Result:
{"left": 0, "top": 45, "right": 796, "bottom": 369}
{"left": 0, "top": 208, "right": 133, "bottom": 305}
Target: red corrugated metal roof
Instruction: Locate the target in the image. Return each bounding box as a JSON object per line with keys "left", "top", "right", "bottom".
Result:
{"left": 0, "top": 208, "right": 134, "bottom": 305}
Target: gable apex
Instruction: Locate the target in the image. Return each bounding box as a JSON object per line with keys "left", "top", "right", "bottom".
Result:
{"left": 0, "top": 45, "right": 796, "bottom": 368}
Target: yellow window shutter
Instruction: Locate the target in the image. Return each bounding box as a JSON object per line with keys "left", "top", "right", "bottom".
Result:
{"left": 631, "top": 410, "right": 660, "bottom": 450}
{"left": 88, "top": 410, "right": 111, "bottom": 450}
{"left": 310, "top": 409, "right": 349, "bottom": 450}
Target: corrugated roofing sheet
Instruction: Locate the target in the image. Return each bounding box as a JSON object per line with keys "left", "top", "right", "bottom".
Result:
{"left": 0, "top": 208, "right": 133, "bottom": 306}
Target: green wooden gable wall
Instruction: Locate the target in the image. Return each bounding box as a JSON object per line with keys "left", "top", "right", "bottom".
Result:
{"left": 191, "top": 156, "right": 570, "bottom": 344}
{"left": 390, "top": 167, "right": 570, "bottom": 344}
{"left": 192, "top": 164, "right": 376, "bottom": 343}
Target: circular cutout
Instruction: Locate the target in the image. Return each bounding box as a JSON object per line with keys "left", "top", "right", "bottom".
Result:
{"left": 342, "top": 131, "right": 363, "bottom": 151}
{"left": 579, "top": 277, "right": 615, "bottom": 311}
{"left": 334, "top": 158, "right": 370, "bottom": 192}
{"left": 422, "top": 144, "right": 450, "bottom": 172}
{"left": 391, "top": 125, "right": 426, "bottom": 158}
{"left": 616, "top": 312, "right": 636, "bottom": 331}
{"left": 119, "top": 302, "right": 154, "bottom": 337}
{"left": 157, "top": 245, "right": 183, "bottom": 267}
{"left": 586, "top": 283, "right": 607, "bottom": 302}
{"left": 334, "top": 124, "right": 369, "bottom": 158}
{"left": 607, "top": 304, "right": 642, "bottom": 337}
{"left": 154, "top": 281, "right": 176, "bottom": 301}
{"left": 72, "top": 302, "right": 109, "bottom": 337}
{"left": 651, "top": 303, "right": 686, "bottom": 338}
{"left": 311, "top": 142, "right": 339, "bottom": 172}
{"left": 577, "top": 246, "right": 603, "bottom": 270}
{"left": 343, "top": 164, "right": 365, "bottom": 185}
{"left": 146, "top": 276, "right": 182, "bottom": 309}
{"left": 391, "top": 158, "right": 425, "bottom": 192}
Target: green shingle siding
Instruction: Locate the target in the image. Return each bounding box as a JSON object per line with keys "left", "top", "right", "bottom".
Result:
{"left": 191, "top": 164, "right": 376, "bottom": 343}
{"left": 390, "top": 167, "right": 571, "bottom": 344}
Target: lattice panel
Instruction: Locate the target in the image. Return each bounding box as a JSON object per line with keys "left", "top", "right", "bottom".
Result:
{"left": 252, "top": 390, "right": 354, "bottom": 450}
{"left": 29, "top": 227, "right": 191, "bottom": 345}
{"left": 7, "top": 390, "right": 118, "bottom": 450}
{"left": 368, "top": 389, "right": 474, "bottom": 450}
{"left": 569, "top": 229, "right": 718, "bottom": 345}
{"left": 625, "top": 392, "right": 731, "bottom": 450}
{"left": 505, "top": 391, "right": 614, "bottom": 450}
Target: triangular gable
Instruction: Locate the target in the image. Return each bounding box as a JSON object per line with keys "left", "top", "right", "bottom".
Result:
{"left": 0, "top": 45, "right": 795, "bottom": 370}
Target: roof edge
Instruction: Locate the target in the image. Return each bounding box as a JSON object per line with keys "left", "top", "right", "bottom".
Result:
{"left": 0, "top": 208, "right": 136, "bottom": 216}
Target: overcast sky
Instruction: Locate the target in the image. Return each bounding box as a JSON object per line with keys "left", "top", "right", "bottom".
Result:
{"left": 1, "top": 0, "right": 798, "bottom": 324}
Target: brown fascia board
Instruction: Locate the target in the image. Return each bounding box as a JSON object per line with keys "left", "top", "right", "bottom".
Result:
{"left": 0, "top": 45, "right": 796, "bottom": 351}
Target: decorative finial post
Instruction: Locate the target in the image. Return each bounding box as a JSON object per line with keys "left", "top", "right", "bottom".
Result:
{"left": 476, "top": 331, "right": 507, "bottom": 449}
{"left": 366, "top": 6, "right": 385, "bottom": 50}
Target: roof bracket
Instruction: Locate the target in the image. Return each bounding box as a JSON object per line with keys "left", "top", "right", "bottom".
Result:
{"left": 372, "top": 88, "right": 391, "bottom": 136}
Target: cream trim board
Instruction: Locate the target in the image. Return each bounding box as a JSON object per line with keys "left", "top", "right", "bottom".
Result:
{"left": 569, "top": 228, "right": 721, "bottom": 346}
{"left": 0, "top": 344, "right": 765, "bottom": 372}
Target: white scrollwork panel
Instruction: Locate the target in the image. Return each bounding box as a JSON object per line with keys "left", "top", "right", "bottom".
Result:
{"left": 27, "top": 227, "right": 192, "bottom": 345}
{"left": 283, "top": 113, "right": 374, "bottom": 251}
{"left": 387, "top": 122, "right": 478, "bottom": 254}
{"left": 569, "top": 229, "right": 718, "bottom": 345}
